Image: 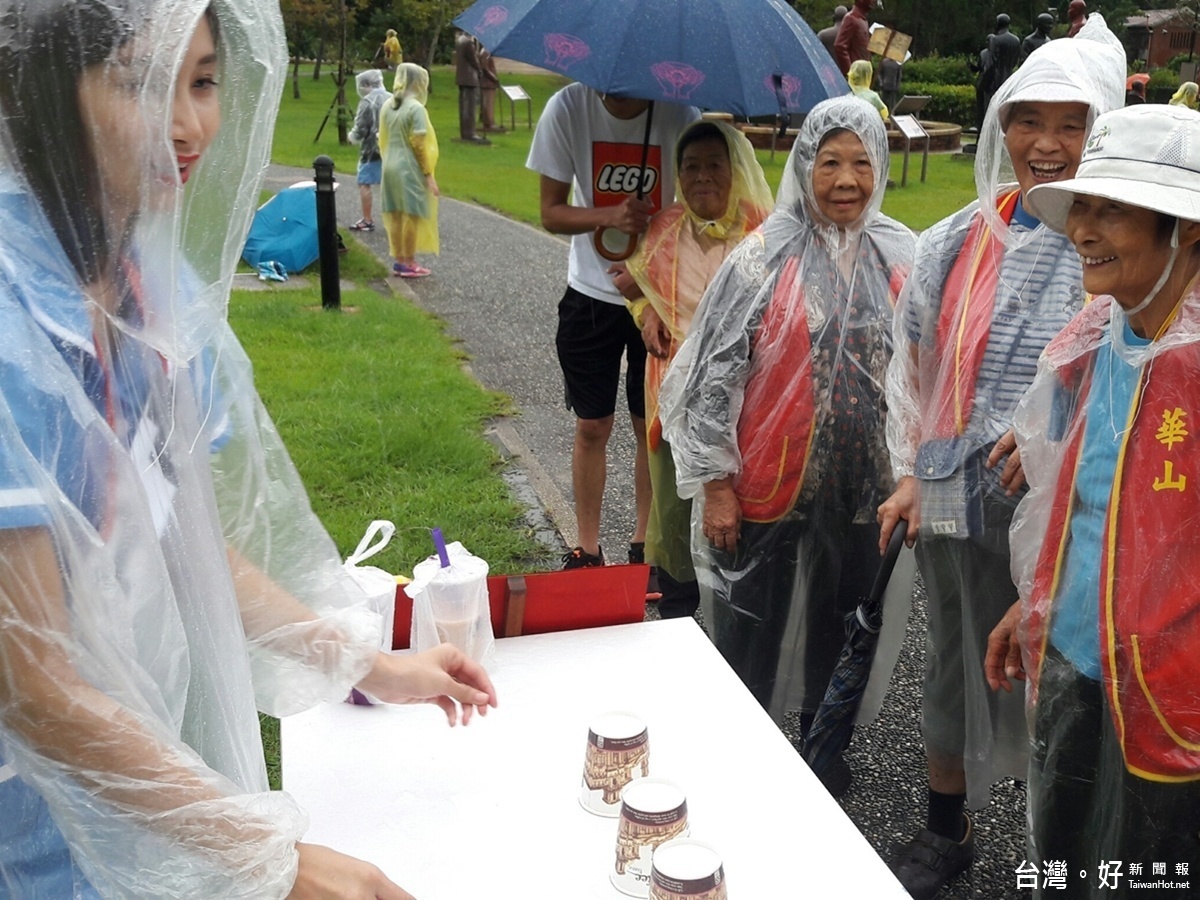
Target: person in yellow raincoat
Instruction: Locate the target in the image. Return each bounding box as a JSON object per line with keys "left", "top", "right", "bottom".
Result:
{"left": 380, "top": 63, "right": 439, "bottom": 278}
{"left": 1169, "top": 81, "right": 1199, "bottom": 110}
{"left": 611, "top": 120, "right": 772, "bottom": 618}
{"left": 382, "top": 28, "right": 402, "bottom": 69}
{"left": 848, "top": 59, "right": 889, "bottom": 120}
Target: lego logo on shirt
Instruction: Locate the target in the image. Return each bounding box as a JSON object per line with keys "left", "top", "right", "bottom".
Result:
{"left": 593, "top": 141, "right": 662, "bottom": 210}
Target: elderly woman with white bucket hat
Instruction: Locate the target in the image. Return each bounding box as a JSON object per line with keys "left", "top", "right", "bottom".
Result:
{"left": 986, "top": 103, "right": 1200, "bottom": 893}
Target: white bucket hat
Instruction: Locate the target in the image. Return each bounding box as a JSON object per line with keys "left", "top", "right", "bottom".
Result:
{"left": 1024, "top": 105, "right": 1200, "bottom": 233}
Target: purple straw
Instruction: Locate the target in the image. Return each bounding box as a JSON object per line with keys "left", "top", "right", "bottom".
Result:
{"left": 431, "top": 527, "right": 451, "bottom": 568}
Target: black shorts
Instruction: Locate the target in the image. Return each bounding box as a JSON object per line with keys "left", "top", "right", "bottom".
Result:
{"left": 555, "top": 286, "right": 646, "bottom": 421}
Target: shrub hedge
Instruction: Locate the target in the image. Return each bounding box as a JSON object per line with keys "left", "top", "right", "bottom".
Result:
{"left": 899, "top": 54, "right": 975, "bottom": 87}
{"left": 902, "top": 82, "right": 976, "bottom": 128}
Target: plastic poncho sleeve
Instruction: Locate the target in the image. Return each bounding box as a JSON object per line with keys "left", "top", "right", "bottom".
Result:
{"left": 883, "top": 207, "right": 974, "bottom": 479}
{"left": 349, "top": 97, "right": 372, "bottom": 146}
{"left": 409, "top": 132, "right": 434, "bottom": 176}
{"left": 659, "top": 231, "right": 770, "bottom": 497}
{"left": 206, "top": 323, "right": 384, "bottom": 716}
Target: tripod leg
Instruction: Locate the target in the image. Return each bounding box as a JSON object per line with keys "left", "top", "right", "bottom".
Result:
{"left": 313, "top": 92, "right": 340, "bottom": 143}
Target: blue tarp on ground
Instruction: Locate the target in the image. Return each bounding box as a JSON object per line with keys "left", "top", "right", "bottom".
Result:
{"left": 242, "top": 184, "right": 319, "bottom": 273}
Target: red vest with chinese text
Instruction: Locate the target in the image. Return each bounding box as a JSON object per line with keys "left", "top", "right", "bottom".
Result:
{"left": 733, "top": 253, "right": 906, "bottom": 523}
{"left": 1028, "top": 299, "right": 1200, "bottom": 781}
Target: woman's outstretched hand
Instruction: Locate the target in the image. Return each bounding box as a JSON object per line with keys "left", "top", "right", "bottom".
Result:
{"left": 355, "top": 644, "right": 498, "bottom": 726}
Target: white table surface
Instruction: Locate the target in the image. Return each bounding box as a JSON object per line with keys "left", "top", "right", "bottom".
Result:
{"left": 282, "top": 618, "right": 909, "bottom": 898}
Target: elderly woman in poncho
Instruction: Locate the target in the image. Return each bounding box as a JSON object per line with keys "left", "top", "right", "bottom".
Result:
{"left": 987, "top": 103, "right": 1200, "bottom": 898}
{"left": 660, "top": 96, "right": 915, "bottom": 795}
{"left": 877, "top": 18, "right": 1127, "bottom": 898}
{"left": 611, "top": 120, "right": 772, "bottom": 618}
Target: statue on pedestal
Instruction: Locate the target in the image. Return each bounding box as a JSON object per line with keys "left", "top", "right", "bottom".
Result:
{"left": 833, "top": 0, "right": 876, "bottom": 77}
{"left": 974, "top": 15, "right": 1020, "bottom": 132}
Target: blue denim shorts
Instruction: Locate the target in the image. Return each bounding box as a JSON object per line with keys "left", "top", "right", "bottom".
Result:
{"left": 357, "top": 158, "right": 382, "bottom": 185}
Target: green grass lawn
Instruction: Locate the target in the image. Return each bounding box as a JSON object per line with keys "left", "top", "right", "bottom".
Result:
{"left": 229, "top": 283, "right": 548, "bottom": 577}
{"left": 273, "top": 65, "right": 978, "bottom": 232}
{"left": 231, "top": 274, "right": 551, "bottom": 790}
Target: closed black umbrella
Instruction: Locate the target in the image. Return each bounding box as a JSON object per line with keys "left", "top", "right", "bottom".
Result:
{"left": 803, "top": 519, "right": 909, "bottom": 785}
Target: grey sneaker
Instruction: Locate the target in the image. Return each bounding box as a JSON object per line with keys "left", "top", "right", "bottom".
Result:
{"left": 890, "top": 816, "right": 974, "bottom": 900}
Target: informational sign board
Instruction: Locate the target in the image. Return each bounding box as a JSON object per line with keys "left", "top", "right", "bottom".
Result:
{"left": 889, "top": 115, "right": 929, "bottom": 188}
{"left": 892, "top": 114, "right": 927, "bottom": 141}
{"left": 501, "top": 84, "right": 533, "bottom": 130}
{"left": 868, "top": 26, "right": 913, "bottom": 62}
{"left": 891, "top": 95, "right": 931, "bottom": 119}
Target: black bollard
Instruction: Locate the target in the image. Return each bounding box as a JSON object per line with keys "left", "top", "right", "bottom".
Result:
{"left": 313, "top": 154, "right": 340, "bottom": 310}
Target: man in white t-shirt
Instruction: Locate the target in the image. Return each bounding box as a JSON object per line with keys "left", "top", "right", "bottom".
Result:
{"left": 527, "top": 84, "right": 698, "bottom": 569}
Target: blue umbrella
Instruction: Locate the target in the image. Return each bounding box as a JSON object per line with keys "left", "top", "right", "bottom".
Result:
{"left": 242, "top": 184, "right": 319, "bottom": 274}
{"left": 454, "top": 0, "right": 848, "bottom": 119}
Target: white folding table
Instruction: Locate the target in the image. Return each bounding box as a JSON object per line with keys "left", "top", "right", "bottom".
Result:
{"left": 282, "top": 617, "right": 909, "bottom": 898}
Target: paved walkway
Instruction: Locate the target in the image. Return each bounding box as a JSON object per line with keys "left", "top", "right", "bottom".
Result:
{"left": 262, "top": 163, "right": 1028, "bottom": 899}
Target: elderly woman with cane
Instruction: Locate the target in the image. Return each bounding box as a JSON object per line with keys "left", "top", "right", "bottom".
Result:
{"left": 987, "top": 103, "right": 1200, "bottom": 896}
{"left": 661, "top": 96, "right": 915, "bottom": 795}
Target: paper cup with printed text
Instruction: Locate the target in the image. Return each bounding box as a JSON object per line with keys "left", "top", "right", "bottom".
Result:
{"left": 650, "top": 839, "right": 727, "bottom": 900}
{"left": 579, "top": 711, "right": 649, "bottom": 817}
{"left": 611, "top": 778, "right": 690, "bottom": 897}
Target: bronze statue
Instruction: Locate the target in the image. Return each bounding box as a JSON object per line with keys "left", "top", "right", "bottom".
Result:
{"left": 818, "top": 6, "right": 848, "bottom": 62}
{"left": 975, "top": 14, "right": 1020, "bottom": 132}
{"left": 833, "top": 0, "right": 876, "bottom": 77}
{"left": 1067, "top": 0, "right": 1087, "bottom": 38}
{"left": 879, "top": 56, "right": 903, "bottom": 113}
{"left": 1021, "top": 13, "right": 1054, "bottom": 61}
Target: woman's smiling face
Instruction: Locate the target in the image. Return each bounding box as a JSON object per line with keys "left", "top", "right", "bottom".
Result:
{"left": 1004, "top": 101, "right": 1089, "bottom": 198}
{"left": 77, "top": 14, "right": 221, "bottom": 225}
{"left": 1064, "top": 194, "right": 1173, "bottom": 310}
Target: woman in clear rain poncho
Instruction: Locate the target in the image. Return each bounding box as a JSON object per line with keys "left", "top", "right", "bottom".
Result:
{"left": 380, "top": 62, "right": 439, "bottom": 279}
{"left": 0, "top": 2, "right": 494, "bottom": 897}
{"left": 613, "top": 120, "right": 772, "bottom": 619}
{"left": 876, "top": 17, "right": 1125, "bottom": 899}
{"left": 985, "top": 104, "right": 1200, "bottom": 897}
{"left": 660, "top": 96, "right": 915, "bottom": 793}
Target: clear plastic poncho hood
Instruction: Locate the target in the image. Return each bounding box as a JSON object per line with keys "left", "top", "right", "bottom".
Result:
{"left": 0, "top": 1, "right": 385, "bottom": 896}
{"left": 973, "top": 14, "right": 1126, "bottom": 244}
{"left": 1, "top": 0, "right": 285, "bottom": 361}
{"left": 660, "top": 96, "right": 916, "bottom": 724}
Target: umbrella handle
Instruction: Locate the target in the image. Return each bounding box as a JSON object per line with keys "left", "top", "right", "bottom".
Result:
{"left": 593, "top": 227, "right": 639, "bottom": 262}
{"left": 864, "top": 518, "right": 908, "bottom": 609}
{"left": 883, "top": 518, "right": 908, "bottom": 568}
{"left": 592, "top": 101, "right": 655, "bottom": 263}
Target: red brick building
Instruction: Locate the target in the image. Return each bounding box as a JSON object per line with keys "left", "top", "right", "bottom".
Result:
{"left": 1126, "top": 8, "right": 1200, "bottom": 69}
